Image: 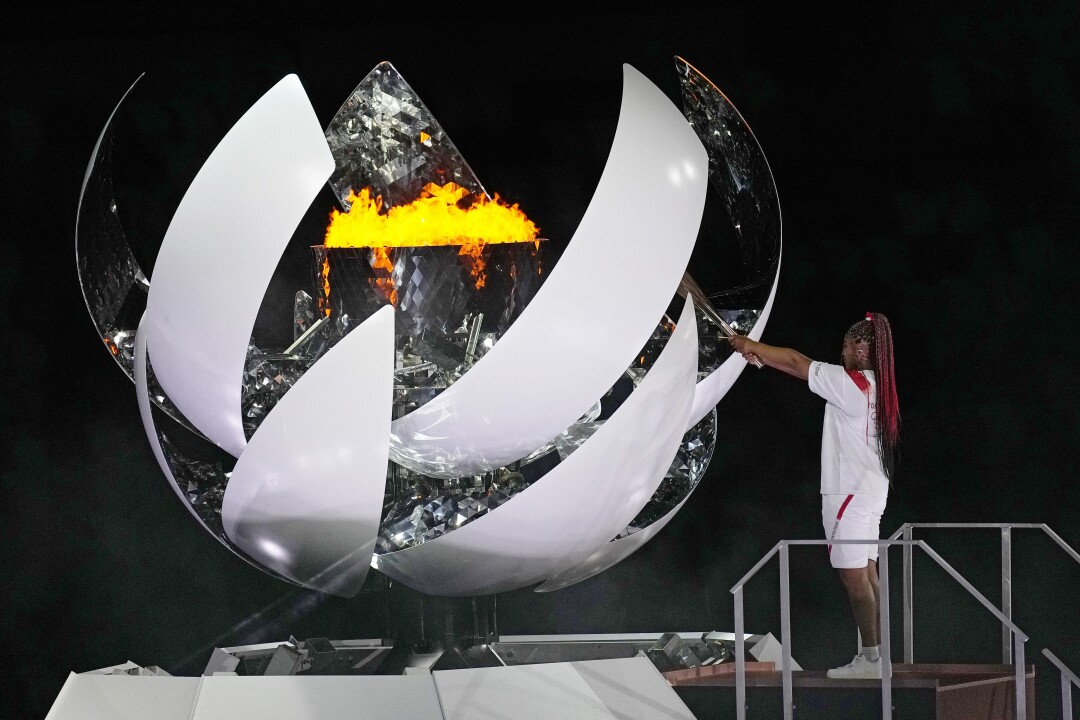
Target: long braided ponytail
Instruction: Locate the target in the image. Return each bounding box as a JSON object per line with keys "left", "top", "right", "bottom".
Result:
{"left": 846, "top": 313, "right": 901, "bottom": 479}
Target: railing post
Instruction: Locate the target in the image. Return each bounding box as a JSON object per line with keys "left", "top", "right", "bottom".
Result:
{"left": 734, "top": 587, "right": 746, "bottom": 720}
{"left": 1013, "top": 633, "right": 1026, "bottom": 720}
{"left": 903, "top": 524, "right": 913, "bottom": 664}
{"left": 879, "top": 544, "right": 893, "bottom": 720}
{"left": 1062, "top": 668, "right": 1074, "bottom": 720}
{"left": 1043, "top": 649, "right": 1080, "bottom": 720}
{"left": 779, "top": 543, "right": 793, "bottom": 720}
{"left": 1001, "top": 527, "right": 1013, "bottom": 664}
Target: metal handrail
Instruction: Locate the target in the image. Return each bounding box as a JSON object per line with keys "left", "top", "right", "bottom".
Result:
{"left": 731, "top": 542, "right": 781, "bottom": 591}
{"left": 890, "top": 523, "right": 1079, "bottom": 663}
{"left": 729, "top": 538, "right": 1030, "bottom": 720}
{"left": 1042, "top": 649, "right": 1079, "bottom": 720}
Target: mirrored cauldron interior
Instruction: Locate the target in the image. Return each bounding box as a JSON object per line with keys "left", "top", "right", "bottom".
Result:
{"left": 77, "top": 59, "right": 781, "bottom": 596}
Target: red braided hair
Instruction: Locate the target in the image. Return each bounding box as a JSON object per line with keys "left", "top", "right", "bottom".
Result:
{"left": 846, "top": 313, "right": 901, "bottom": 479}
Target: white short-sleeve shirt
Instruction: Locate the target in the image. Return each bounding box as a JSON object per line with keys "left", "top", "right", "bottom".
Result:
{"left": 808, "top": 361, "right": 889, "bottom": 498}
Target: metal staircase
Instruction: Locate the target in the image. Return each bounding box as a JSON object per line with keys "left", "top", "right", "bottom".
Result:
{"left": 729, "top": 524, "right": 1080, "bottom": 719}
{"left": 891, "top": 523, "right": 1080, "bottom": 665}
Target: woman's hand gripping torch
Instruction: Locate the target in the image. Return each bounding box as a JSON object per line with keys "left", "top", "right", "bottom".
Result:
{"left": 676, "top": 272, "right": 764, "bottom": 368}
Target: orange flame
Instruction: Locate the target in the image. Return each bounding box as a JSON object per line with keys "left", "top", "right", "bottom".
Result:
{"left": 324, "top": 182, "right": 540, "bottom": 297}
{"left": 319, "top": 256, "right": 332, "bottom": 317}
{"left": 325, "top": 182, "right": 539, "bottom": 249}
{"left": 371, "top": 246, "right": 398, "bottom": 305}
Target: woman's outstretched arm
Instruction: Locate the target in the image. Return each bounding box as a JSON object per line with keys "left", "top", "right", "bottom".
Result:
{"left": 728, "top": 336, "right": 813, "bottom": 380}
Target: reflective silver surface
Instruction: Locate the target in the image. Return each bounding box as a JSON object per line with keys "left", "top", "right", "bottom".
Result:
{"left": 313, "top": 243, "right": 542, "bottom": 344}
{"left": 616, "top": 408, "right": 716, "bottom": 539}
{"left": 324, "top": 61, "right": 487, "bottom": 210}
{"left": 75, "top": 77, "right": 214, "bottom": 440}
{"left": 676, "top": 56, "right": 781, "bottom": 312}
{"left": 75, "top": 75, "right": 148, "bottom": 380}
{"left": 375, "top": 473, "right": 528, "bottom": 554}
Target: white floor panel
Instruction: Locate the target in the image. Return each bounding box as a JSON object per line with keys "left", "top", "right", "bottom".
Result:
{"left": 190, "top": 675, "right": 443, "bottom": 719}
{"left": 47, "top": 657, "right": 694, "bottom": 720}
{"left": 433, "top": 657, "right": 694, "bottom": 720}
{"left": 572, "top": 657, "right": 696, "bottom": 720}
{"left": 434, "top": 662, "right": 614, "bottom": 720}
{"left": 45, "top": 674, "right": 201, "bottom": 720}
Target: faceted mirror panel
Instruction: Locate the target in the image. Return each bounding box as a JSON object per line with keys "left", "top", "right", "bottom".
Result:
{"left": 324, "top": 61, "right": 488, "bottom": 211}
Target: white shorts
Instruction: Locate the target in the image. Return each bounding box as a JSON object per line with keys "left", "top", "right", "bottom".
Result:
{"left": 821, "top": 493, "right": 887, "bottom": 569}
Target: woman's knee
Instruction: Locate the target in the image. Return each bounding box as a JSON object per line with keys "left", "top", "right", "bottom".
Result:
{"left": 836, "top": 565, "right": 871, "bottom": 594}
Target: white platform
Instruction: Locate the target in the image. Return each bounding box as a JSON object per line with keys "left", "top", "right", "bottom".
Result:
{"left": 46, "top": 675, "right": 202, "bottom": 720}
{"left": 46, "top": 656, "right": 694, "bottom": 720}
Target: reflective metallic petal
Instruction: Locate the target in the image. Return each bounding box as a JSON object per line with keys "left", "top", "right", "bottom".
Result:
{"left": 221, "top": 306, "right": 394, "bottom": 597}
{"left": 373, "top": 297, "right": 698, "bottom": 596}
{"left": 679, "top": 54, "right": 783, "bottom": 426}
{"left": 389, "top": 64, "right": 708, "bottom": 479}
{"left": 76, "top": 76, "right": 213, "bottom": 439}
{"left": 676, "top": 55, "right": 781, "bottom": 312}
{"left": 677, "top": 53, "right": 783, "bottom": 423}
{"left": 143, "top": 75, "right": 335, "bottom": 457}
{"left": 76, "top": 74, "right": 147, "bottom": 380}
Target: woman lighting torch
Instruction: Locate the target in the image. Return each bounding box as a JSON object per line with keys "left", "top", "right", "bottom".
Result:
{"left": 728, "top": 313, "right": 900, "bottom": 678}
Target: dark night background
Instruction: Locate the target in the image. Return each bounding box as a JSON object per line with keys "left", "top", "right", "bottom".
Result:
{"left": 3, "top": 2, "right": 1078, "bottom": 718}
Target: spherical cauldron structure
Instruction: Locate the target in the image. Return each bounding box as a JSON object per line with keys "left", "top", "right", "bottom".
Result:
{"left": 76, "top": 59, "right": 781, "bottom": 597}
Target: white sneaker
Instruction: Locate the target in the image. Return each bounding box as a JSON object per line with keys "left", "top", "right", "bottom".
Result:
{"left": 826, "top": 654, "right": 882, "bottom": 679}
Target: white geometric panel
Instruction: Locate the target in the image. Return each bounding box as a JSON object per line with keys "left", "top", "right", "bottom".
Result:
{"left": 570, "top": 657, "right": 696, "bottom": 720}
{"left": 45, "top": 674, "right": 201, "bottom": 720}
{"left": 191, "top": 675, "right": 443, "bottom": 720}
{"left": 222, "top": 306, "right": 394, "bottom": 598}
{"left": 143, "top": 74, "right": 334, "bottom": 457}
{"left": 388, "top": 64, "right": 709, "bottom": 479}
{"left": 432, "top": 657, "right": 695, "bottom": 720}
{"left": 374, "top": 297, "right": 698, "bottom": 595}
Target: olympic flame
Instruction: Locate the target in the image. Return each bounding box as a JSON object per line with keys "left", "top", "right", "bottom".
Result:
{"left": 325, "top": 182, "right": 539, "bottom": 249}
{"left": 323, "top": 182, "right": 540, "bottom": 304}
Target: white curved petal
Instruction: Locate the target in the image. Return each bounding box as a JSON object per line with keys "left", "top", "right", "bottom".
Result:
{"left": 538, "top": 262, "right": 781, "bottom": 593}
{"left": 389, "top": 64, "right": 708, "bottom": 479}
{"left": 221, "top": 306, "right": 394, "bottom": 597}
{"left": 374, "top": 297, "right": 698, "bottom": 596}
{"left": 746, "top": 255, "right": 780, "bottom": 345}
{"left": 536, "top": 480, "right": 701, "bottom": 593}
{"left": 135, "top": 314, "right": 294, "bottom": 582}
{"left": 686, "top": 250, "right": 782, "bottom": 429}
{"left": 144, "top": 75, "right": 334, "bottom": 457}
